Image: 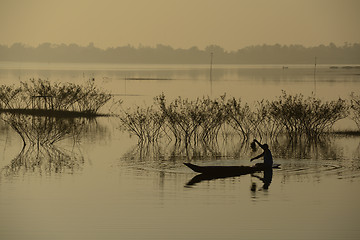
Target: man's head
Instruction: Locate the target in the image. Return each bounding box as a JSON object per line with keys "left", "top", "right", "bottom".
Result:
{"left": 262, "top": 144, "right": 269, "bottom": 150}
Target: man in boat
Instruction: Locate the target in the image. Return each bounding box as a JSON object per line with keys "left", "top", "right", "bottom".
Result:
{"left": 250, "top": 139, "right": 273, "bottom": 168}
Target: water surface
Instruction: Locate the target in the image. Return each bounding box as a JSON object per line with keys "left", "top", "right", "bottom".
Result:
{"left": 1, "top": 63, "right": 360, "bottom": 240}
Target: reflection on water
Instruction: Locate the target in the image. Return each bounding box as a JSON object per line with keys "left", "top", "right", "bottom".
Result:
{"left": 0, "top": 114, "right": 89, "bottom": 176}
{"left": 0, "top": 114, "right": 359, "bottom": 240}
{"left": 273, "top": 137, "right": 344, "bottom": 160}
{"left": 121, "top": 135, "right": 360, "bottom": 182}
{"left": 1, "top": 111, "right": 359, "bottom": 182}
{"left": 1, "top": 114, "right": 88, "bottom": 145}
{"left": 120, "top": 136, "right": 350, "bottom": 162}
{"left": 1, "top": 64, "right": 360, "bottom": 240}
{"left": 1, "top": 144, "right": 83, "bottom": 176}
{"left": 251, "top": 169, "right": 273, "bottom": 190}
{"left": 185, "top": 168, "right": 273, "bottom": 189}
{"left": 120, "top": 139, "right": 248, "bottom": 168}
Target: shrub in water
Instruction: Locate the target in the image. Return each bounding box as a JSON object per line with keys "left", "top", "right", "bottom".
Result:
{"left": 119, "top": 105, "right": 165, "bottom": 143}
{"left": 350, "top": 92, "right": 360, "bottom": 129}
{"left": 224, "top": 97, "right": 254, "bottom": 139}
{"left": 269, "top": 91, "right": 348, "bottom": 138}
{"left": 0, "top": 79, "right": 112, "bottom": 115}
{"left": 155, "top": 94, "right": 204, "bottom": 144}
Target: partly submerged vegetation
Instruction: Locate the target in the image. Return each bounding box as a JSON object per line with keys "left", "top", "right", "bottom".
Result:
{"left": 119, "top": 92, "right": 352, "bottom": 144}
{"left": 0, "top": 79, "right": 113, "bottom": 176}
{"left": 0, "top": 79, "right": 357, "bottom": 146}
{"left": 0, "top": 79, "right": 112, "bottom": 117}
{"left": 118, "top": 105, "right": 165, "bottom": 143}
{"left": 350, "top": 92, "right": 360, "bottom": 129}
{"left": 0, "top": 79, "right": 358, "bottom": 175}
{"left": 269, "top": 92, "right": 349, "bottom": 138}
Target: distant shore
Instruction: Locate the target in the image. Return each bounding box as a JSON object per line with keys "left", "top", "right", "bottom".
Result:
{"left": 1, "top": 42, "right": 359, "bottom": 64}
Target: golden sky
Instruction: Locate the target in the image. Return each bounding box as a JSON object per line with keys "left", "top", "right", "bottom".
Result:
{"left": 0, "top": 0, "right": 359, "bottom": 50}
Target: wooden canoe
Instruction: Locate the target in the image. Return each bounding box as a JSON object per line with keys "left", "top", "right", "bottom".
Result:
{"left": 184, "top": 162, "right": 280, "bottom": 175}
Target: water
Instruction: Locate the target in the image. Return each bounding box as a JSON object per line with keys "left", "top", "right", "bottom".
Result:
{"left": 1, "top": 62, "right": 360, "bottom": 103}
{"left": 1, "top": 63, "right": 360, "bottom": 240}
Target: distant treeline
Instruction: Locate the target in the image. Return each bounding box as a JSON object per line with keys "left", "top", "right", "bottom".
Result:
{"left": 0, "top": 42, "right": 359, "bottom": 64}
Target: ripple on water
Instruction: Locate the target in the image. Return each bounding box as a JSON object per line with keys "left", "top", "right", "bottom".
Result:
{"left": 279, "top": 159, "right": 360, "bottom": 181}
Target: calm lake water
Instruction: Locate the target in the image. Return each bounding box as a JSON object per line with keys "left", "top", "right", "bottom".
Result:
{"left": 1, "top": 62, "right": 360, "bottom": 240}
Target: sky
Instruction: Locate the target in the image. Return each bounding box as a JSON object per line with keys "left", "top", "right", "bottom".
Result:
{"left": 0, "top": 0, "right": 359, "bottom": 51}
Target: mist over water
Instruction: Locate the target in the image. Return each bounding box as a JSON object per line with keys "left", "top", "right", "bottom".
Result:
{"left": 1, "top": 63, "right": 360, "bottom": 240}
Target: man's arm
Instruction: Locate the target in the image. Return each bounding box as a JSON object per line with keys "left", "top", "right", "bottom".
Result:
{"left": 250, "top": 152, "right": 264, "bottom": 162}
{"left": 253, "top": 139, "right": 265, "bottom": 149}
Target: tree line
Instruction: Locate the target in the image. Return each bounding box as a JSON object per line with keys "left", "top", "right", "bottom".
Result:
{"left": 0, "top": 42, "right": 359, "bottom": 64}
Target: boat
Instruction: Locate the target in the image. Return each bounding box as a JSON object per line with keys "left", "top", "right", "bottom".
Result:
{"left": 184, "top": 163, "right": 280, "bottom": 186}
{"left": 183, "top": 162, "right": 280, "bottom": 175}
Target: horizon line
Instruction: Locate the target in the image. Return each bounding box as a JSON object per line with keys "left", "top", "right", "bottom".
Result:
{"left": 1, "top": 41, "right": 359, "bottom": 52}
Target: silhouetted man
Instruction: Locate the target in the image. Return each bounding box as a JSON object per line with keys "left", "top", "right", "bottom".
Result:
{"left": 250, "top": 139, "right": 273, "bottom": 168}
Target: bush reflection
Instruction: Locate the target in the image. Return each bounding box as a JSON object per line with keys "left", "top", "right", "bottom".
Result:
{"left": 121, "top": 136, "right": 360, "bottom": 184}
{"left": 122, "top": 137, "right": 349, "bottom": 163}
{"left": 0, "top": 114, "right": 90, "bottom": 176}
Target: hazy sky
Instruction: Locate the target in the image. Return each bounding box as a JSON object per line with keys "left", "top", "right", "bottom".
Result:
{"left": 0, "top": 0, "right": 359, "bottom": 50}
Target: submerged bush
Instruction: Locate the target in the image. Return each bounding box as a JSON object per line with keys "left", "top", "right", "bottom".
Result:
{"left": 350, "top": 92, "right": 360, "bottom": 129}
{"left": 155, "top": 94, "right": 230, "bottom": 145}
{"left": 118, "top": 105, "right": 165, "bottom": 143}
{"left": 224, "top": 97, "right": 255, "bottom": 139}
{"left": 250, "top": 100, "right": 283, "bottom": 140}
{"left": 0, "top": 79, "right": 112, "bottom": 115}
{"left": 0, "top": 85, "right": 24, "bottom": 109}
{"left": 198, "top": 95, "right": 227, "bottom": 142}
{"left": 269, "top": 91, "right": 349, "bottom": 138}
{"left": 156, "top": 94, "right": 205, "bottom": 144}
{"left": 119, "top": 92, "right": 351, "bottom": 145}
